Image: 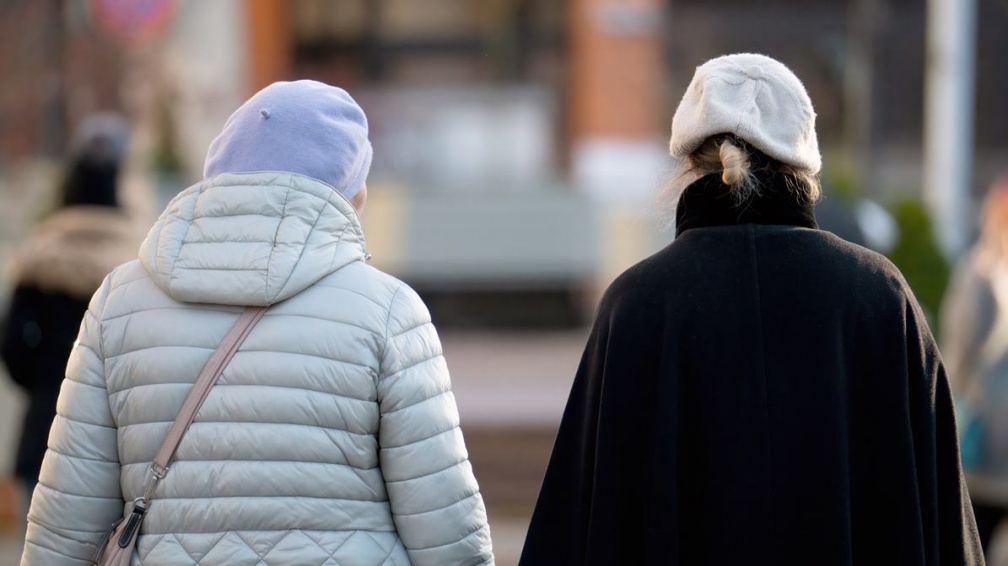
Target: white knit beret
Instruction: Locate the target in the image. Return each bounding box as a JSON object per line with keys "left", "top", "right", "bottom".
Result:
{"left": 669, "top": 53, "right": 820, "bottom": 181}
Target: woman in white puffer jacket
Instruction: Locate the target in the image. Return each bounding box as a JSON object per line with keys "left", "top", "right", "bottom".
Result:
{"left": 20, "top": 80, "right": 494, "bottom": 565}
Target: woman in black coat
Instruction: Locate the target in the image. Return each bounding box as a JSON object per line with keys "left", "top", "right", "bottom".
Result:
{"left": 520, "top": 53, "right": 983, "bottom": 565}
{"left": 1, "top": 113, "right": 140, "bottom": 498}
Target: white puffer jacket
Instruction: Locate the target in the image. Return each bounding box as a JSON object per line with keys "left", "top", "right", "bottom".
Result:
{"left": 21, "top": 172, "right": 495, "bottom": 565}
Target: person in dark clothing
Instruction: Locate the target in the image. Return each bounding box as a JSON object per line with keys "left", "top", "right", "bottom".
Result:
{"left": 520, "top": 53, "right": 982, "bottom": 565}
{"left": 1, "top": 113, "right": 141, "bottom": 500}
{"left": 815, "top": 194, "right": 868, "bottom": 248}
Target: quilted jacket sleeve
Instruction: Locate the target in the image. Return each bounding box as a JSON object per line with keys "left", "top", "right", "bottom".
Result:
{"left": 20, "top": 276, "right": 123, "bottom": 566}
{"left": 377, "top": 284, "right": 494, "bottom": 566}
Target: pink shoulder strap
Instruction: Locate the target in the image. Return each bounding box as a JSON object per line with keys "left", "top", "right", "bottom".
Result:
{"left": 142, "top": 306, "right": 268, "bottom": 499}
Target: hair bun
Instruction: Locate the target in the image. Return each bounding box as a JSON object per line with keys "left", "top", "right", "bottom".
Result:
{"left": 719, "top": 141, "right": 750, "bottom": 186}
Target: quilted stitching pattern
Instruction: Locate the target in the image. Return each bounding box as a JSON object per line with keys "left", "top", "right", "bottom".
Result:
{"left": 139, "top": 530, "right": 408, "bottom": 565}
{"left": 21, "top": 173, "right": 494, "bottom": 565}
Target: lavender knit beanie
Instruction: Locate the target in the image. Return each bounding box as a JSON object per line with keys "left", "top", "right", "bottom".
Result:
{"left": 204, "top": 80, "right": 372, "bottom": 199}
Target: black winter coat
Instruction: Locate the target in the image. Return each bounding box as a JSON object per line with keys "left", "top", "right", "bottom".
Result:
{"left": 2, "top": 286, "right": 89, "bottom": 481}
{"left": 520, "top": 175, "right": 983, "bottom": 565}
{"left": 1, "top": 206, "right": 140, "bottom": 483}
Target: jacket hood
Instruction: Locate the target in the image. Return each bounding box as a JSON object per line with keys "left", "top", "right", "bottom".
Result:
{"left": 139, "top": 172, "right": 367, "bottom": 306}
{"left": 10, "top": 206, "right": 144, "bottom": 300}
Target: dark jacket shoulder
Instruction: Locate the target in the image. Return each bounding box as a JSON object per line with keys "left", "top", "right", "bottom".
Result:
{"left": 604, "top": 226, "right": 911, "bottom": 311}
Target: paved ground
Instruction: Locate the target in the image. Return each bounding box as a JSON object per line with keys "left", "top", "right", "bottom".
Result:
{"left": 0, "top": 534, "right": 21, "bottom": 563}
{"left": 442, "top": 329, "right": 587, "bottom": 427}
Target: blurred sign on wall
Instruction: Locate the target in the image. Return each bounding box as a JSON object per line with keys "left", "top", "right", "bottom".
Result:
{"left": 88, "top": 0, "right": 177, "bottom": 45}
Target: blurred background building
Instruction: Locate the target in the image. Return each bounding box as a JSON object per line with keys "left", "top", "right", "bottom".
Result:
{"left": 2, "top": 0, "right": 1008, "bottom": 563}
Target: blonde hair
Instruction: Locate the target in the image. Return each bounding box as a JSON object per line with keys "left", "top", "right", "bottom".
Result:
{"left": 686, "top": 135, "right": 821, "bottom": 206}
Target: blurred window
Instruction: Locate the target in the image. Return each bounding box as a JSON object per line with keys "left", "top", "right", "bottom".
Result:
{"left": 289, "top": 0, "right": 565, "bottom": 85}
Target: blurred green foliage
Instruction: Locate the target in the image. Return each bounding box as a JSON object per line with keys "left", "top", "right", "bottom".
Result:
{"left": 821, "top": 162, "right": 861, "bottom": 203}
{"left": 885, "top": 198, "right": 950, "bottom": 331}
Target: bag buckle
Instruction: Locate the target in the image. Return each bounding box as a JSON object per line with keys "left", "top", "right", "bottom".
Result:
{"left": 139, "top": 464, "right": 168, "bottom": 504}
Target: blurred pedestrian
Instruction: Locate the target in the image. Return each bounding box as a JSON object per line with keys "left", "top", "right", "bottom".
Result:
{"left": 520, "top": 53, "right": 982, "bottom": 565}
{"left": 942, "top": 173, "right": 1008, "bottom": 555}
{"left": 1, "top": 112, "right": 140, "bottom": 508}
{"left": 19, "top": 80, "right": 494, "bottom": 565}
{"left": 814, "top": 193, "right": 868, "bottom": 248}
